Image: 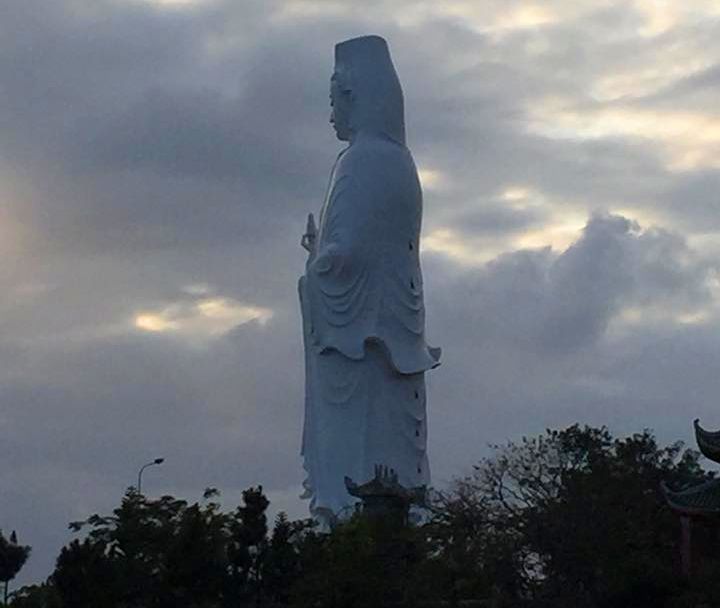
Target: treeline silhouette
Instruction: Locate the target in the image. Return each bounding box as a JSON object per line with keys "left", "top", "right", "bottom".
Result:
{"left": 4, "top": 425, "right": 720, "bottom": 607}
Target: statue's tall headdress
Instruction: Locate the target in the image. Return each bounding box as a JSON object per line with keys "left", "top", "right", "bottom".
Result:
{"left": 334, "top": 35, "right": 406, "bottom": 145}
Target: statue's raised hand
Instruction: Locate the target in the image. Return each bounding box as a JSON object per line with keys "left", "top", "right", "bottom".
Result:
{"left": 301, "top": 213, "right": 317, "bottom": 254}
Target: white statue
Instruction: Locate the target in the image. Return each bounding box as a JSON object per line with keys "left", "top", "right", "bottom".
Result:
{"left": 299, "top": 35, "right": 441, "bottom": 524}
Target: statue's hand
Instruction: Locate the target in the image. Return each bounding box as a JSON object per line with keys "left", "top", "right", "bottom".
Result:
{"left": 301, "top": 213, "right": 317, "bottom": 253}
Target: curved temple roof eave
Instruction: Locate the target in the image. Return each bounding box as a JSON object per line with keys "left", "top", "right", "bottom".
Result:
{"left": 694, "top": 418, "right": 720, "bottom": 464}
{"left": 662, "top": 479, "right": 720, "bottom": 517}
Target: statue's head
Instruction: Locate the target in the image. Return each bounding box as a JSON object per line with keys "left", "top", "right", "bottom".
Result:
{"left": 330, "top": 68, "right": 353, "bottom": 141}
{"left": 331, "top": 35, "right": 405, "bottom": 144}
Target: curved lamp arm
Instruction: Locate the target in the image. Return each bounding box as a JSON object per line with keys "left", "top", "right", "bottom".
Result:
{"left": 137, "top": 458, "right": 164, "bottom": 494}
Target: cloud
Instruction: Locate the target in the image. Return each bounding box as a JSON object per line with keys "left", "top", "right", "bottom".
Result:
{"left": 134, "top": 296, "right": 273, "bottom": 338}
{"left": 424, "top": 214, "right": 720, "bottom": 483}
{"left": 429, "top": 213, "right": 716, "bottom": 349}
{"left": 526, "top": 99, "right": 720, "bottom": 171}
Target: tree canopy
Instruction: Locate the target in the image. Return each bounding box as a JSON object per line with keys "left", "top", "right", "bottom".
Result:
{"left": 0, "top": 530, "right": 30, "bottom": 606}
{"left": 427, "top": 424, "right": 718, "bottom": 607}
{"left": 9, "top": 425, "right": 720, "bottom": 607}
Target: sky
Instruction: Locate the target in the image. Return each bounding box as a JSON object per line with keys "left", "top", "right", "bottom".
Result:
{"left": 2, "top": 0, "right": 720, "bottom": 585}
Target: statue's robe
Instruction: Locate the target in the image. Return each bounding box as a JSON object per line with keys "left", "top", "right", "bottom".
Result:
{"left": 299, "top": 133, "right": 440, "bottom": 521}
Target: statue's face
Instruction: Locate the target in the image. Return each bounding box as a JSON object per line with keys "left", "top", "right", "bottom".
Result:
{"left": 330, "top": 70, "right": 352, "bottom": 141}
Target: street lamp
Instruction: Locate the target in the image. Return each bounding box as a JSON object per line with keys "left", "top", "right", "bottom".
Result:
{"left": 137, "top": 458, "right": 165, "bottom": 494}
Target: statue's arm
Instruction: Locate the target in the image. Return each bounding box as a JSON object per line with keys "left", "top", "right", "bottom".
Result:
{"left": 307, "top": 177, "right": 367, "bottom": 277}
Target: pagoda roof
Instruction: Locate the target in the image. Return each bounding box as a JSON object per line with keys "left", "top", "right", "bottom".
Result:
{"left": 662, "top": 478, "right": 720, "bottom": 516}
{"left": 344, "top": 465, "right": 425, "bottom": 504}
{"left": 694, "top": 418, "right": 720, "bottom": 464}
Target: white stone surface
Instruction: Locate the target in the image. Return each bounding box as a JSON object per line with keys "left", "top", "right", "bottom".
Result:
{"left": 299, "top": 35, "right": 440, "bottom": 524}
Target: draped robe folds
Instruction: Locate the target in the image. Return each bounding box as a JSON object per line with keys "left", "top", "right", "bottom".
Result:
{"left": 299, "top": 134, "right": 441, "bottom": 521}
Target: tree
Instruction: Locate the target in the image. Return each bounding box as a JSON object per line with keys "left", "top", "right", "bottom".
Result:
{"left": 52, "top": 539, "right": 119, "bottom": 607}
{"left": 164, "top": 500, "right": 228, "bottom": 605}
{"left": 262, "top": 513, "right": 305, "bottom": 606}
{"left": 423, "top": 486, "right": 528, "bottom": 605}
{"left": 288, "top": 509, "right": 431, "bottom": 608}
{"left": 434, "top": 425, "right": 714, "bottom": 607}
{"left": 12, "top": 425, "right": 718, "bottom": 607}
{"left": 290, "top": 515, "right": 391, "bottom": 608}
{"left": 225, "top": 486, "right": 269, "bottom": 605}
{"left": 7, "top": 583, "right": 60, "bottom": 608}
{"left": 0, "top": 530, "right": 30, "bottom": 606}
{"left": 54, "top": 486, "right": 274, "bottom": 608}
{"left": 64, "top": 489, "right": 194, "bottom": 607}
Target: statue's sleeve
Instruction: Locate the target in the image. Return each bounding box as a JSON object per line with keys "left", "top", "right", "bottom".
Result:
{"left": 309, "top": 174, "right": 371, "bottom": 346}
{"left": 306, "top": 153, "right": 440, "bottom": 374}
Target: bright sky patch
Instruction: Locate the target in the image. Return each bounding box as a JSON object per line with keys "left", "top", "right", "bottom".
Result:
{"left": 527, "top": 100, "right": 720, "bottom": 171}
{"left": 134, "top": 297, "right": 273, "bottom": 338}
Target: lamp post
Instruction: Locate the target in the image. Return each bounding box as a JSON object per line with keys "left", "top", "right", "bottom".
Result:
{"left": 137, "top": 458, "right": 164, "bottom": 494}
